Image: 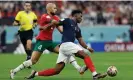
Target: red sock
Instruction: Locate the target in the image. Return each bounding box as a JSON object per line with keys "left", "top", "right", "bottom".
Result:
{"left": 84, "top": 56, "right": 96, "bottom": 72}
{"left": 38, "top": 68, "right": 56, "bottom": 76}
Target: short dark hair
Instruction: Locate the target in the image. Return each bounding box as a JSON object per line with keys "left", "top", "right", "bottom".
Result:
{"left": 24, "top": 1, "right": 31, "bottom": 5}
{"left": 71, "top": 10, "right": 82, "bottom": 16}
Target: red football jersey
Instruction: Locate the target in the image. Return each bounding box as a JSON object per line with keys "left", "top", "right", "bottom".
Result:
{"left": 36, "top": 14, "right": 59, "bottom": 40}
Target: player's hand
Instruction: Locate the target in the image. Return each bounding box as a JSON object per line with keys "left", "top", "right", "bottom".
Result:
{"left": 51, "top": 20, "right": 58, "bottom": 25}
{"left": 87, "top": 47, "right": 94, "bottom": 53}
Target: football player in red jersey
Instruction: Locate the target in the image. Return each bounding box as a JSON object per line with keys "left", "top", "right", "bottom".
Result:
{"left": 10, "top": 3, "right": 87, "bottom": 79}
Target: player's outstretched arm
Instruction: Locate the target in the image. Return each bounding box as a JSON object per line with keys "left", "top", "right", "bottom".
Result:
{"left": 39, "top": 20, "right": 59, "bottom": 31}
{"left": 77, "top": 37, "right": 94, "bottom": 53}
{"left": 55, "top": 19, "right": 65, "bottom": 33}
{"left": 56, "top": 26, "right": 63, "bottom": 33}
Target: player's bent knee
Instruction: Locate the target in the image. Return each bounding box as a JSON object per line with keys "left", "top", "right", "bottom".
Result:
{"left": 54, "top": 67, "right": 63, "bottom": 75}
{"left": 75, "top": 50, "right": 89, "bottom": 59}
{"left": 55, "top": 69, "right": 61, "bottom": 75}
{"left": 54, "top": 62, "right": 65, "bottom": 75}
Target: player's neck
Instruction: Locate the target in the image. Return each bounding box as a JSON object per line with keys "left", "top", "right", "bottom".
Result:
{"left": 47, "top": 12, "right": 54, "bottom": 17}
{"left": 72, "top": 17, "right": 77, "bottom": 23}
{"left": 25, "top": 10, "right": 30, "bottom": 14}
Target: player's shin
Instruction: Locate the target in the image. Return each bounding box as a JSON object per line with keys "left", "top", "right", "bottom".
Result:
{"left": 84, "top": 56, "right": 97, "bottom": 76}
{"left": 69, "top": 56, "right": 81, "bottom": 71}
{"left": 37, "top": 63, "right": 65, "bottom": 76}
{"left": 38, "top": 68, "right": 57, "bottom": 76}
{"left": 25, "top": 50, "right": 32, "bottom": 60}
{"left": 13, "top": 60, "right": 32, "bottom": 73}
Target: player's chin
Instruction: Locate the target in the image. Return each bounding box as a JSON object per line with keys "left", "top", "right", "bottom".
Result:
{"left": 50, "top": 12, "right": 56, "bottom": 16}
{"left": 77, "top": 21, "right": 82, "bottom": 23}
{"left": 77, "top": 19, "right": 82, "bottom": 23}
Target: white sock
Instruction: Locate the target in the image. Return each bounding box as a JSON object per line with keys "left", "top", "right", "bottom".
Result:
{"left": 69, "top": 56, "right": 81, "bottom": 71}
{"left": 35, "top": 72, "right": 38, "bottom": 76}
{"left": 92, "top": 71, "right": 97, "bottom": 76}
{"left": 13, "top": 60, "right": 32, "bottom": 73}
{"left": 71, "top": 61, "right": 81, "bottom": 72}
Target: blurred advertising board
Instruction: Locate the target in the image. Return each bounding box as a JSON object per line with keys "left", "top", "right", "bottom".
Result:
{"left": 2, "top": 42, "right": 133, "bottom": 53}
{"left": 104, "top": 42, "right": 133, "bottom": 52}
{"left": 90, "top": 42, "right": 133, "bottom": 52}
{"left": 90, "top": 42, "right": 105, "bottom": 52}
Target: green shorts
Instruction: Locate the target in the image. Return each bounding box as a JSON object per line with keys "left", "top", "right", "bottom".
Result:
{"left": 33, "top": 40, "right": 58, "bottom": 53}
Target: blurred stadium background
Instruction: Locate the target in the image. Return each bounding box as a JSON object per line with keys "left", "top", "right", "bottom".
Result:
{"left": 0, "top": 1, "right": 133, "bottom": 80}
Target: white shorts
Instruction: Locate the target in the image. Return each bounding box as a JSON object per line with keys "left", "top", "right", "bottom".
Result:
{"left": 56, "top": 42, "right": 83, "bottom": 63}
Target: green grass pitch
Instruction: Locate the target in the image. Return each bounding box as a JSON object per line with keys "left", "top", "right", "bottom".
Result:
{"left": 0, "top": 52, "right": 132, "bottom": 80}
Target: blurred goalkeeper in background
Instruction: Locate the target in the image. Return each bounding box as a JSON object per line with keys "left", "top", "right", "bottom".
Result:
{"left": 13, "top": 1, "right": 37, "bottom": 61}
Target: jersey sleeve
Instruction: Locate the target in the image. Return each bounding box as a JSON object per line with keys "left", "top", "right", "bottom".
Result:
{"left": 54, "top": 16, "right": 60, "bottom": 21}
{"left": 33, "top": 13, "right": 37, "bottom": 20}
{"left": 76, "top": 29, "right": 82, "bottom": 38}
{"left": 33, "top": 12, "right": 37, "bottom": 23}
{"left": 15, "top": 11, "right": 21, "bottom": 21}
{"left": 58, "top": 18, "right": 65, "bottom": 26}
